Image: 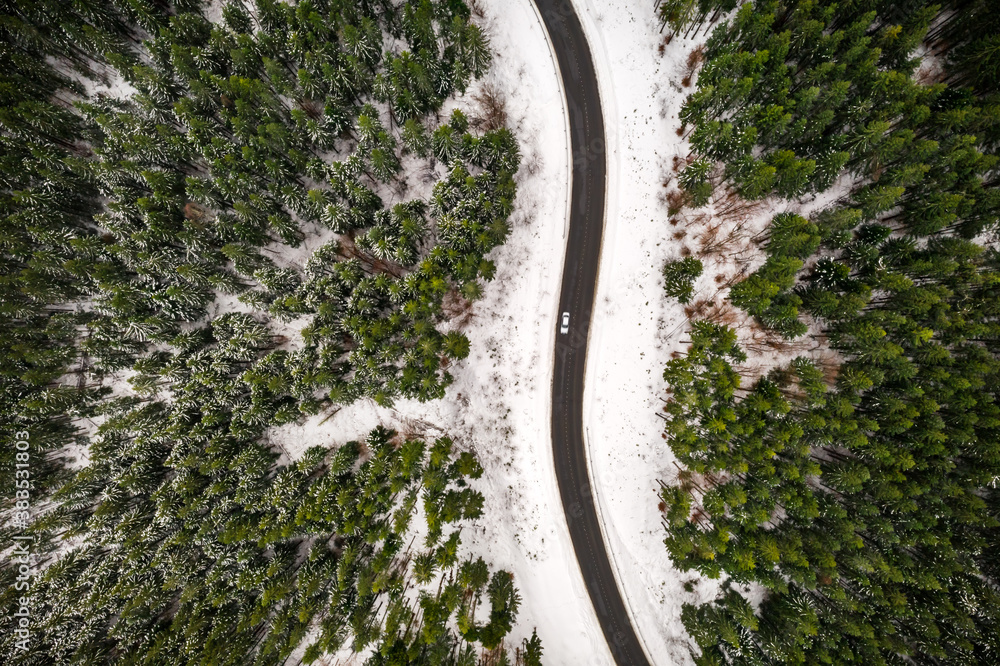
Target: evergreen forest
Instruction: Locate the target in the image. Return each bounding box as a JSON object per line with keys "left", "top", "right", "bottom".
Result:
{"left": 657, "top": 1, "right": 1000, "bottom": 664}
{"left": 0, "top": 0, "right": 539, "bottom": 664}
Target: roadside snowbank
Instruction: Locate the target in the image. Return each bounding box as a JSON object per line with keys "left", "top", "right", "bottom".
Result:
{"left": 573, "top": 3, "right": 724, "bottom": 664}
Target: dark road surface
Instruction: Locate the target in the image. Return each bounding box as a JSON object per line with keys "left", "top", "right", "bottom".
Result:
{"left": 533, "top": 1, "right": 653, "bottom": 664}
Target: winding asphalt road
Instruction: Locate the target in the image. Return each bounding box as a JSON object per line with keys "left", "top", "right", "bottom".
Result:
{"left": 533, "top": 1, "right": 653, "bottom": 664}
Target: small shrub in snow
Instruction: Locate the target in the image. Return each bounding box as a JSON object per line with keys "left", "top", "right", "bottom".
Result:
{"left": 663, "top": 256, "right": 704, "bottom": 304}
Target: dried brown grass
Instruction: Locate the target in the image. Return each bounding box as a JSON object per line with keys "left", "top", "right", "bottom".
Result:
{"left": 681, "top": 45, "right": 706, "bottom": 87}
{"left": 683, "top": 298, "right": 739, "bottom": 327}
{"left": 697, "top": 218, "right": 753, "bottom": 258}
{"left": 473, "top": 82, "right": 508, "bottom": 131}
{"left": 666, "top": 189, "right": 689, "bottom": 216}
{"left": 441, "top": 287, "right": 474, "bottom": 328}
{"left": 686, "top": 45, "right": 706, "bottom": 72}
{"left": 658, "top": 34, "right": 674, "bottom": 56}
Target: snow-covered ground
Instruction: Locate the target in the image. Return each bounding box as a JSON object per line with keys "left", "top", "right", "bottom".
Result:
{"left": 574, "top": 3, "right": 725, "bottom": 665}
{"left": 273, "top": 0, "right": 615, "bottom": 663}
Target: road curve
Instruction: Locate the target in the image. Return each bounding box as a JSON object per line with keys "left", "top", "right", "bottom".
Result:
{"left": 533, "top": 1, "right": 652, "bottom": 664}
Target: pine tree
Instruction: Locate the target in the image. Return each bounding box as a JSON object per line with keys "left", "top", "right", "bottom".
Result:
{"left": 663, "top": 257, "right": 704, "bottom": 304}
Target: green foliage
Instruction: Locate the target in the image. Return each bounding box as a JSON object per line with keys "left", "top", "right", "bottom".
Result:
{"left": 663, "top": 257, "right": 704, "bottom": 304}
{"left": 0, "top": 1, "right": 541, "bottom": 664}
{"left": 659, "top": 1, "right": 740, "bottom": 35}
{"left": 679, "top": 158, "right": 715, "bottom": 206}
{"left": 660, "top": 2, "right": 1000, "bottom": 664}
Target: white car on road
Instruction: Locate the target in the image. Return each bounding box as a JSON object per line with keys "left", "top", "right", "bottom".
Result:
{"left": 560, "top": 312, "right": 570, "bottom": 334}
